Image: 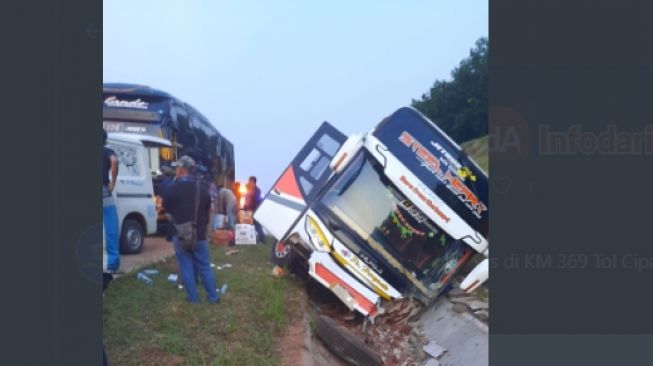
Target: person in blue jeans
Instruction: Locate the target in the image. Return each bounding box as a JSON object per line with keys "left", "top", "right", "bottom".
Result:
{"left": 103, "top": 129, "right": 120, "bottom": 366}
{"left": 103, "top": 130, "right": 120, "bottom": 273}
{"left": 163, "top": 155, "right": 219, "bottom": 304}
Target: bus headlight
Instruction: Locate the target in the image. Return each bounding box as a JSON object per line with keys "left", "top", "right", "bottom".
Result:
{"left": 305, "top": 215, "right": 331, "bottom": 252}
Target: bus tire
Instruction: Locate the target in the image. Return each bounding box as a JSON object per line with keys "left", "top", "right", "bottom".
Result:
{"left": 316, "top": 315, "right": 383, "bottom": 366}
{"left": 270, "top": 239, "right": 296, "bottom": 266}
{"left": 120, "top": 218, "right": 145, "bottom": 254}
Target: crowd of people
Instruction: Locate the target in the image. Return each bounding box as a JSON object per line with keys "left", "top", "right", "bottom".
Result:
{"left": 102, "top": 129, "right": 267, "bottom": 365}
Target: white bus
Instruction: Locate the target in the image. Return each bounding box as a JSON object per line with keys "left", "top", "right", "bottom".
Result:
{"left": 255, "top": 107, "right": 489, "bottom": 318}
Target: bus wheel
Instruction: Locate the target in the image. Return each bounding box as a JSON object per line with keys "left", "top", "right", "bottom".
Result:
{"left": 120, "top": 219, "right": 144, "bottom": 254}
{"left": 316, "top": 315, "right": 383, "bottom": 366}
{"left": 270, "top": 239, "right": 295, "bottom": 266}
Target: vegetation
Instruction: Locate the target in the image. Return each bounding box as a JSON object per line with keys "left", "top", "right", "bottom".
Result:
{"left": 412, "top": 37, "right": 488, "bottom": 144}
{"left": 104, "top": 242, "right": 299, "bottom": 366}
{"left": 461, "top": 135, "right": 488, "bottom": 173}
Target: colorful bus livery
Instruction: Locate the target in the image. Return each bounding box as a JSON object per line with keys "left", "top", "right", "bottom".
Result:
{"left": 102, "top": 83, "right": 235, "bottom": 188}
{"left": 255, "top": 106, "right": 489, "bottom": 319}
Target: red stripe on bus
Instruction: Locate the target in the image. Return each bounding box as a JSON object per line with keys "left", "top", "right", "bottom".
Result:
{"left": 275, "top": 166, "right": 304, "bottom": 200}
{"left": 315, "top": 263, "right": 377, "bottom": 316}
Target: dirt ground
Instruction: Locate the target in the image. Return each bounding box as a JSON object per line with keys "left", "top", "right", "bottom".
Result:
{"left": 118, "top": 235, "right": 175, "bottom": 275}
{"left": 276, "top": 275, "right": 348, "bottom": 366}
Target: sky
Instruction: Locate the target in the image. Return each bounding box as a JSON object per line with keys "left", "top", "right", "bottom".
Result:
{"left": 104, "top": 0, "right": 487, "bottom": 191}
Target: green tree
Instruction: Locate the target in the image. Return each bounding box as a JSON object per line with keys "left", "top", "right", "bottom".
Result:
{"left": 412, "top": 37, "right": 488, "bottom": 143}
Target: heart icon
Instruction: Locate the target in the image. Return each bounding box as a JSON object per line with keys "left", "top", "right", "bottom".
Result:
{"left": 491, "top": 176, "right": 513, "bottom": 194}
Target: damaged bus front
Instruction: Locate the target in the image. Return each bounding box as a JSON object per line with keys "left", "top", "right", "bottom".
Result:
{"left": 255, "top": 107, "right": 488, "bottom": 318}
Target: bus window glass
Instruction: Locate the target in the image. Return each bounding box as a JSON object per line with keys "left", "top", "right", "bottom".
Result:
{"left": 300, "top": 148, "right": 321, "bottom": 172}
{"left": 309, "top": 156, "right": 330, "bottom": 180}
{"left": 299, "top": 176, "right": 314, "bottom": 196}
{"left": 317, "top": 134, "right": 340, "bottom": 157}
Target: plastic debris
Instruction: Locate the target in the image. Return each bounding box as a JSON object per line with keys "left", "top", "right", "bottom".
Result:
{"left": 220, "top": 284, "right": 229, "bottom": 294}
{"left": 136, "top": 272, "right": 153, "bottom": 285}
{"left": 143, "top": 269, "right": 160, "bottom": 276}
{"left": 271, "top": 265, "right": 285, "bottom": 277}
{"left": 167, "top": 274, "right": 178, "bottom": 283}
{"left": 223, "top": 263, "right": 232, "bottom": 269}
{"left": 225, "top": 248, "right": 240, "bottom": 256}
{"left": 177, "top": 285, "right": 184, "bottom": 290}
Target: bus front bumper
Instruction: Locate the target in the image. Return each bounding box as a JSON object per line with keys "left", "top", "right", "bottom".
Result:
{"left": 308, "top": 251, "right": 382, "bottom": 318}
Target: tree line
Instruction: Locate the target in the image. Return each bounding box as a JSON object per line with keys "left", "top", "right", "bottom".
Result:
{"left": 412, "top": 37, "right": 488, "bottom": 144}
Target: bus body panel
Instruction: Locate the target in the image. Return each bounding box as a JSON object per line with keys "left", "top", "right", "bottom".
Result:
{"left": 254, "top": 122, "right": 347, "bottom": 242}
{"left": 107, "top": 136, "right": 158, "bottom": 236}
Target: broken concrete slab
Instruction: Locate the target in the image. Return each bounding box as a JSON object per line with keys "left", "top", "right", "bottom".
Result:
{"left": 418, "top": 298, "right": 488, "bottom": 366}
{"left": 423, "top": 341, "right": 447, "bottom": 358}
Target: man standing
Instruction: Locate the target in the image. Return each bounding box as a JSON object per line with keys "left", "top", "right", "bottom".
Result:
{"left": 163, "top": 156, "right": 219, "bottom": 304}
{"left": 218, "top": 184, "right": 238, "bottom": 230}
{"left": 103, "top": 129, "right": 120, "bottom": 275}
{"left": 244, "top": 176, "right": 266, "bottom": 243}
{"left": 103, "top": 129, "right": 120, "bottom": 366}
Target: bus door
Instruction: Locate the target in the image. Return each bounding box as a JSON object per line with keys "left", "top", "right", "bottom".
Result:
{"left": 255, "top": 122, "right": 346, "bottom": 240}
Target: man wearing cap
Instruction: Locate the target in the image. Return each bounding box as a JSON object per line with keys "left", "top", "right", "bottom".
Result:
{"left": 162, "top": 155, "right": 220, "bottom": 304}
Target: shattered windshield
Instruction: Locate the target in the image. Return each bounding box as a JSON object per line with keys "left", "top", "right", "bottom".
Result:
{"left": 319, "top": 151, "right": 472, "bottom": 296}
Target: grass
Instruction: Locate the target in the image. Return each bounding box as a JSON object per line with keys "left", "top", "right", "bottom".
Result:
{"left": 103, "top": 240, "right": 300, "bottom": 366}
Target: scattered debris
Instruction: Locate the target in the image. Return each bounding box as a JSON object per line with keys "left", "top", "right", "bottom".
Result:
{"left": 220, "top": 284, "right": 228, "bottom": 294}
{"left": 177, "top": 285, "right": 184, "bottom": 290}
{"left": 446, "top": 286, "right": 489, "bottom": 323}
{"left": 316, "top": 298, "right": 426, "bottom": 365}
{"left": 136, "top": 272, "right": 153, "bottom": 285}
{"left": 474, "top": 309, "right": 489, "bottom": 322}
{"left": 142, "top": 269, "right": 160, "bottom": 276}
{"left": 210, "top": 263, "right": 216, "bottom": 268}
{"left": 223, "top": 263, "right": 232, "bottom": 269}
{"left": 423, "top": 341, "right": 447, "bottom": 359}
{"left": 225, "top": 248, "right": 240, "bottom": 256}
{"left": 272, "top": 265, "right": 285, "bottom": 277}
{"left": 167, "top": 274, "right": 178, "bottom": 283}
{"left": 452, "top": 303, "right": 468, "bottom": 314}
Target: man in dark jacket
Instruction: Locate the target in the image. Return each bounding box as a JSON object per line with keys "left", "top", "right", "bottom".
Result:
{"left": 163, "top": 156, "right": 219, "bottom": 304}
{"left": 244, "top": 176, "right": 266, "bottom": 243}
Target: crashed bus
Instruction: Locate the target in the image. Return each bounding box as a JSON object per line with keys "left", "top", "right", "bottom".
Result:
{"left": 255, "top": 106, "right": 489, "bottom": 319}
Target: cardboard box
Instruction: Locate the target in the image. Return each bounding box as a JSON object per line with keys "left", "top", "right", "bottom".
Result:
{"left": 238, "top": 210, "right": 254, "bottom": 225}
{"left": 212, "top": 230, "right": 234, "bottom": 246}
{"left": 235, "top": 224, "right": 257, "bottom": 245}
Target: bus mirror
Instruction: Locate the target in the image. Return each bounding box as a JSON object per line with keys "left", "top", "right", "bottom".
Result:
{"left": 330, "top": 134, "right": 364, "bottom": 173}
{"left": 460, "top": 258, "right": 488, "bottom": 293}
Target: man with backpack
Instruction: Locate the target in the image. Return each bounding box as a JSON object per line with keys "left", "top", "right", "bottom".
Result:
{"left": 162, "top": 155, "right": 219, "bottom": 304}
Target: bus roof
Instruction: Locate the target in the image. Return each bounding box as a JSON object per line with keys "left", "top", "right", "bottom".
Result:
{"left": 108, "top": 132, "right": 172, "bottom": 147}
{"left": 103, "top": 83, "right": 173, "bottom": 98}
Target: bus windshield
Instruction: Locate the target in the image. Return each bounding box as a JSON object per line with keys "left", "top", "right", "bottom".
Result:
{"left": 319, "top": 151, "right": 472, "bottom": 297}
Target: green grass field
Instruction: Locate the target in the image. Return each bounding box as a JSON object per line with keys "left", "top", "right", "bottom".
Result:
{"left": 103, "top": 242, "right": 299, "bottom": 366}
